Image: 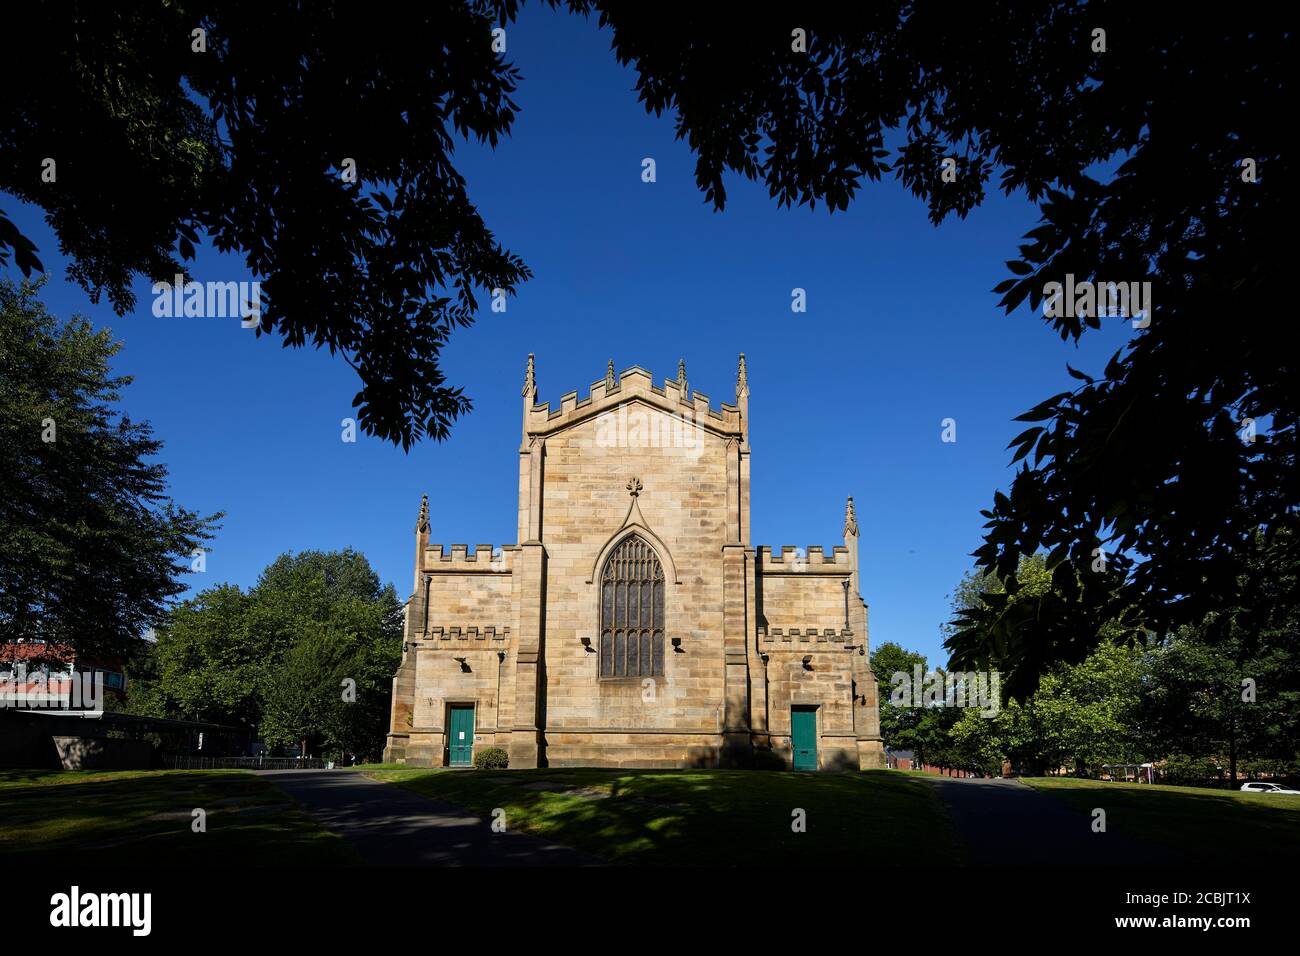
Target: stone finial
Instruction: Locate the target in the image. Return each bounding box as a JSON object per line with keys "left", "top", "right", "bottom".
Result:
{"left": 626, "top": 477, "right": 643, "bottom": 498}
{"left": 676, "top": 358, "right": 688, "bottom": 398}
{"left": 522, "top": 353, "right": 535, "bottom": 398}
{"left": 606, "top": 359, "right": 618, "bottom": 390}
{"left": 417, "top": 494, "right": 430, "bottom": 534}
{"left": 737, "top": 352, "right": 749, "bottom": 399}
{"left": 844, "top": 496, "right": 859, "bottom": 537}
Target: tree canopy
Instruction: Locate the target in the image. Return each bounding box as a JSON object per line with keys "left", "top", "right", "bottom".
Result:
{"left": 899, "top": 554, "right": 1300, "bottom": 782}
{"left": 3, "top": 6, "right": 1291, "bottom": 686}
{"left": 582, "top": 2, "right": 1293, "bottom": 694}
{"left": 869, "top": 641, "right": 929, "bottom": 760}
{"left": 1, "top": 1, "right": 529, "bottom": 447}
{"left": 131, "top": 548, "right": 403, "bottom": 759}
{"left": 0, "top": 279, "right": 219, "bottom": 660}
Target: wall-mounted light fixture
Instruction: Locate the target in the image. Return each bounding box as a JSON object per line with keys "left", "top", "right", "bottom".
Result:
{"left": 580, "top": 636, "right": 593, "bottom": 652}
{"left": 453, "top": 656, "right": 471, "bottom": 673}
{"left": 671, "top": 637, "right": 683, "bottom": 653}
{"left": 801, "top": 655, "right": 813, "bottom": 671}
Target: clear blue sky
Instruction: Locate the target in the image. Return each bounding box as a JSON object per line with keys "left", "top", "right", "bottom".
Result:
{"left": 5, "top": 6, "right": 1129, "bottom": 667}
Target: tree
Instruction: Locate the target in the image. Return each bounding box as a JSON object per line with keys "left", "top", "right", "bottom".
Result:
{"left": 565, "top": 3, "right": 1294, "bottom": 682}
{"left": 942, "top": 552, "right": 1111, "bottom": 698}
{"left": 0, "top": 279, "right": 219, "bottom": 661}
{"left": 870, "top": 641, "right": 928, "bottom": 759}
{"left": 947, "top": 546, "right": 1157, "bottom": 699}
{"left": 935, "top": 555, "right": 1149, "bottom": 775}
{"left": 1142, "top": 597, "right": 1300, "bottom": 785}
{"left": 913, "top": 700, "right": 965, "bottom": 776}
{"left": 249, "top": 549, "right": 405, "bottom": 758}
{"left": 130, "top": 548, "right": 403, "bottom": 758}
{"left": 938, "top": 643, "right": 1146, "bottom": 778}
{"left": 129, "top": 584, "right": 261, "bottom": 726}
{"left": 260, "top": 625, "right": 349, "bottom": 759}
{"left": 948, "top": 708, "right": 1005, "bottom": 778}
{"left": 1, "top": 2, "right": 529, "bottom": 448}
{"left": 6, "top": 7, "right": 1290, "bottom": 677}
{"left": 1028, "top": 642, "right": 1147, "bottom": 776}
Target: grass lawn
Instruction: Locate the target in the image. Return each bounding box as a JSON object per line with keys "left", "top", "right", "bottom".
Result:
{"left": 0, "top": 769, "right": 356, "bottom": 865}
{"left": 363, "top": 766, "right": 962, "bottom": 865}
{"left": 1022, "top": 777, "right": 1300, "bottom": 864}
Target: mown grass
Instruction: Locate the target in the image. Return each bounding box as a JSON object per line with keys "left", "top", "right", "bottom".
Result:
{"left": 363, "top": 766, "right": 962, "bottom": 865}
{"left": 0, "top": 769, "right": 356, "bottom": 865}
{"left": 1022, "top": 776, "right": 1300, "bottom": 864}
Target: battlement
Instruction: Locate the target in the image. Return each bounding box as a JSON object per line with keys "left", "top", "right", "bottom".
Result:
{"left": 756, "top": 545, "right": 852, "bottom": 574}
{"left": 422, "top": 625, "right": 512, "bottom": 642}
{"left": 524, "top": 361, "right": 745, "bottom": 440}
{"left": 759, "top": 626, "right": 856, "bottom": 644}
{"left": 421, "top": 544, "right": 515, "bottom": 573}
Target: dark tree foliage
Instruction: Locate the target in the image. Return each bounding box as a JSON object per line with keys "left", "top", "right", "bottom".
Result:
{"left": 1139, "top": 530, "right": 1300, "bottom": 779}
{"left": 0, "top": 1, "right": 529, "bottom": 447}
{"left": 0, "top": 279, "right": 220, "bottom": 660}
{"left": 2, "top": 4, "right": 1292, "bottom": 688}
{"left": 560, "top": 2, "right": 1294, "bottom": 686}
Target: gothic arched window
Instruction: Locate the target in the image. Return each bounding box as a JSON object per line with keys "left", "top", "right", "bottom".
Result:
{"left": 600, "top": 535, "right": 665, "bottom": 678}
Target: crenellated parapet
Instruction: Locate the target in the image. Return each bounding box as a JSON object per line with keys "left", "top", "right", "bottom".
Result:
{"left": 523, "top": 361, "right": 745, "bottom": 441}
{"left": 420, "top": 544, "right": 515, "bottom": 574}
{"left": 421, "top": 625, "right": 512, "bottom": 642}
{"left": 758, "top": 626, "right": 856, "bottom": 645}
{"left": 756, "top": 545, "right": 853, "bottom": 575}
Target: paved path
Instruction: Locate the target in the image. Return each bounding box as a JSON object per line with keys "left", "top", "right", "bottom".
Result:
{"left": 920, "top": 776, "right": 1184, "bottom": 865}
{"left": 258, "top": 769, "right": 599, "bottom": 866}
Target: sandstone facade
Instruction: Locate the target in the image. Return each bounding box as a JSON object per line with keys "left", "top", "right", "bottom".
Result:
{"left": 383, "top": 356, "right": 884, "bottom": 770}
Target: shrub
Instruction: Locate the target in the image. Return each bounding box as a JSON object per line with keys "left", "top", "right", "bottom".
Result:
{"left": 473, "top": 747, "right": 509, "bottom": 770}
{"left": 1160, "top": 753, "right": 1223, "bottom": 786}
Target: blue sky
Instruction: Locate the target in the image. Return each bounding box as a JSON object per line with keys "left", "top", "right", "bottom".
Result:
{"left": 5, "top": 6, "right": 1130, "bottom": 667}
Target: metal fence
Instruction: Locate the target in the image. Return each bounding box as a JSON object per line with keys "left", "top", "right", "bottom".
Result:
{"left": 159, "top": 755, "right": 329, "bottom": 770}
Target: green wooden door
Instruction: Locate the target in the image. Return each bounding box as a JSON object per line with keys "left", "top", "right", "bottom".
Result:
{"left": 448, "top": 705, "right": 475, "bottom": 767}
{"left": 791, "top": 706, "right": 818, "bottom": 771}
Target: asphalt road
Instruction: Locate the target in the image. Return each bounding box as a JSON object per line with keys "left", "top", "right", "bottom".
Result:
{"left": 257, "top": 769, "right": 599, "bottom": 866}
{"left": 920, "top": 776, "right": 1184, "bottom": 865}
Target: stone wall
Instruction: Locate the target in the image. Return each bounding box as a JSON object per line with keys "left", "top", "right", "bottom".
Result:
{"left": 53, "top": 736, "right": 152, "bottom": 770}
{"left": 536, "top": 409, "right": 730, "bottom": 760}
{"left": 403, "top": 640, "right": 515, "bottom": 766}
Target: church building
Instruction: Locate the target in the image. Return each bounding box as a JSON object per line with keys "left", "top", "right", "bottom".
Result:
{"left": 383, "top": 356, "right": 884, "bottom": 770}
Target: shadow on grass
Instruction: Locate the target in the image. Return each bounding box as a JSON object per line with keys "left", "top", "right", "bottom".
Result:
{"left": 1023, "top": 778, "right": 1300, "bottom": 864}
{"left": 0, "top": 769, "right": 355, "bottom": 865}
{"left": 365, "top": 767, "right": 961, "bottom": 866}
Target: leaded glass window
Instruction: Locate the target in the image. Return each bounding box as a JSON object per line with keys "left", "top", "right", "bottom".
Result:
{"left": 599, "top": 535, "right": 664, "bottom": 678}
